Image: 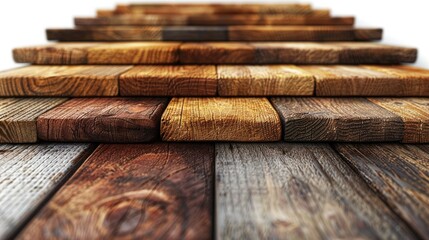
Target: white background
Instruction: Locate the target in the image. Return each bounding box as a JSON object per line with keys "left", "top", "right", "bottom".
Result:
{"left": 0, "top": 0, "right": 427, "bottom": 70}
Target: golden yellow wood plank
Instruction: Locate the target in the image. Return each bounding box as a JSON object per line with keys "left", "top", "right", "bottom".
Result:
{"left": 217, "top": 65, "right": 314, "bottom": 96}
{"left": 369, "top": 98, "right": 429, "bottom": 143}
{"left": 0, "top": 66, "right": 132, "bottom": 97}
{"left": 161, "top": 98, "right": 282, "bottom": 141}
{"left": 0, "top": 98, "right": 67, "bottom": 143}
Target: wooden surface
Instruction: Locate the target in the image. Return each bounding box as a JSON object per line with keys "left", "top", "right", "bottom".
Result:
{"left": 14, "top": 42, "right": 417, "bottom": 65}
{"left": 0, "top": 144, "right": 94, "bottom": 240}
{"left": 304, "top": 65, "right": 429, "bottom": 96}
{"left": 113, "top": 3, "right": 313, "bottom": 14}
{"left": 271, "top": 97, "right": 404, "bottom": 142}
{"left": 120, "top": 65, "right": 217, "bottom": 96}
{"left": 18, "top": 143, "right": 214, "bottom": 240}
{"left": 161, "top": 98, "right": 282, "bottom": 142}
{"left": 369, "top": 98, "right": 429, "bottom": 143}
{"left": 0, "top": 98, "right": 67, "bottom": 143}
{"left": 46, "top": 26, "right": 381, "bottom": 41}
{"left": 37, "top": 98, "right": 169, "bottom": 142}
{"left": 335, "top": 144, "right": 429, "bottom": 239}
{"left": 0, "top": 66, "right": 131, "bottom": 97}
{"left": 217, "top": 65, "right": 314, "bottom": 96}
{"left": 216, "top": 143, "right": 417, "bottom": 239}
{"left": 76, "top": 15, "right": 355, "bottom": 26}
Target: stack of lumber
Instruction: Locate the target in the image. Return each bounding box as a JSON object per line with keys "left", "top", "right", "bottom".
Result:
{"left": 0, "top": 3, "right": 428, "bottom": 240}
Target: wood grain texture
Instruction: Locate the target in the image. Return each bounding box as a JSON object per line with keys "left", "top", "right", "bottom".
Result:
{"left": 77, "top": 15, "right": 354, "bottom": 26}
{"left": 216, "top": 143, "right": 418, "bottom": 240}
{"left": 0, "top": 66, "right": 131, "bottom": 97}
{"left": 18, "top": 143, "right": 214, "bottom": 240}
{"left": 369, "top": 98, "right": 429, "bottom": 143}
{"left": 303, "top": 65, "right": 429, "bottom": 96}
{"left": 47, "top": 26, "right": 380, "bottom": 41}
{"left": 87, "top": 42, "right": 180, "bottom": 64}
{"left": 119, "top": 65, "right": 217, "bottom": 96}
{"left": 217, "top": 65, "right": 314, "bottom": 96}
{"left": 161, "top": 98, "right": 282, "bottom": 142}
{"left": 14, "top": 42, "right": 417, "bottom": 65}
{"left": 0, "top": 144, "right": 94, "bottom": 240}
{"left": 37, "top": 98, "right": 168, "bottom": 143}
{"left": 0, "top": 98, "right": 67, "bottom": 143}
{"left": 271, "top": 97, "right": 404, "bottom": 142}
{"left": 334, "top": 143, "right": 429, "bottom": 239}
{"left": 115, "top": 3, "right": 313, "bottom": 14}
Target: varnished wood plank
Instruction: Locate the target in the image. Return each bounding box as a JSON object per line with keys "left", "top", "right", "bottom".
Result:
{"left": 369, "top": 98, "right": 429, "bottom": 143}
{"left": 228, "top": 26, "right": 381, "bottom": 41}
{"left": 0, "top": 98, "right": 67, "bottom": 143}
{"left": 14, "top": 42, "right": 417, "bottom": 65}
{"left": 161, "top": 98, "right": 281, "bottom": 141}
{"left": 0, "top": 144, "right": 94, "bottom": 240}
{"left": 18, "top": 143, "right": 214, "bottom": 240}
{"left": 0, "top": 66, "right": 131, "bottom": 97}
{"left": 76, "top": 15, "right": 354, "bottom": 26}
{"left": 47, "top": 26, "right": 379, "bottom": 41}
{"left": 216, "top": 143, "right": 418, "bottom": 239}
{"left": 217, "top": 65, "right": 314, "bottom": 96}
{"left": 271, "top": 97, "right": 404, "bottom": 142}
{"left": 119, "top": 65, "right": 217, "bottom": 96}
{"left": 335, "top": 143, "right": 429, "bottom": 239}
{"left": 87, "top": 42, "right": 180, "bottom": 64}
{"left": 37, "top": 98, "right": 168, "bottom": 143}
{"left": 304, "top": 65, "right": 429, "bottom": 96}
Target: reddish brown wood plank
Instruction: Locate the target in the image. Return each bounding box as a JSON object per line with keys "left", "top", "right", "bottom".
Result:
{"left": 37, "top": 98, "right": 169, "bottom": 142}
{"left": 119, "top": 65, "right": 217, "bottom": 96}
{"left": 18, "top": 143, "right": 214, "bottom": 240}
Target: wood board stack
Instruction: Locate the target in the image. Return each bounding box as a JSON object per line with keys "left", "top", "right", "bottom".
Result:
{"left": 0, "top": 3, "right": 428, "bottom": 240}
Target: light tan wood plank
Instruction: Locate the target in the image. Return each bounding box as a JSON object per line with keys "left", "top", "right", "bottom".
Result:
{"left": 161, "top": 98, "right": 282, "bottom": 141}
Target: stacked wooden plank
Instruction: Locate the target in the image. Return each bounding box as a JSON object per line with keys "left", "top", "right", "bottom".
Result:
{"left": 0, "top": 3, "right": 428, "bottom": 240}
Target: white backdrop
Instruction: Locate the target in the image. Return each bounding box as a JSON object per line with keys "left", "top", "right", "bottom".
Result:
{"left": 0, "top": 0, "right": 427, "bottom": 70}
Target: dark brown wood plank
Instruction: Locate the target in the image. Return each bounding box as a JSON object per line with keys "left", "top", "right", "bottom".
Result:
{"left": 271, "top": 97, "right": 404, "bottom": 142}
{"left": 18, "top": 143, "right": 214, "bottom": 240}
{"left": 162, "top": 26, "right": 228, "bottom": 41}
{"left": 37, "top": 98, "right": 169, "bottom": 142}
{"left": 14, "top": 42, "right": 417, "bottom": 65}
{"left": 369, "top": 98, "right": 429, "bottom": 143}
{"left": 0, "top": 144, "right": 94, "bottom": 239}
{"left": 119, "top": 65, "right": 217, "bottom": 96}
{"left": 0, "top": 66, "right": 131, "bottom": 97}
{"left": 334, "top": 143, "right": 429, "bottom": 239}
{"left": 47, "top": 27, "right": 163, "bottom": 41}
{"left": 216, "top": 143, "right": 418, "bottom": 239}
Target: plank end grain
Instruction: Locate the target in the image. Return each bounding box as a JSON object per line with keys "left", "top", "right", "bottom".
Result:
{"left": 37, "top": 98, "right": 169, "bottom": 142}
{"left": 119, "top": 65, "right": 217, "bottom": 96}
{"left": 271, "top": 97, "right": 404, "bottom": 142}
{"left": 161, "top": 98, "right": 282, "bottom": 142}
{"left": 18, "top": 143, "right": 214, "bottom": 240}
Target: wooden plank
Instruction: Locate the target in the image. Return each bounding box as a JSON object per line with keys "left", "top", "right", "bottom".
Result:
{"left": 47, "top": 26, "right": 380, "bottom": 41}
{"left": 216, "top": 143, "right": 418, "bottom": 239}
{"left": 0, "top": 66, "right": 131, "bottom": 97}
{"left": 161, "top": 98, "right": 281, "bottom": 141}
{"left": 37, "top": 98, "right": 169, "bottom": 143}
{"left": 87, "top": 42, "right": 180, "bottom": 64}
{"left": 18, "top": 143, "right": 214, "bottom": 240}
{"left": 369, "top": 98, "right": 429, "bottom": 143}
{"left": 228, "top": 26, "right": 381, "bottom": 41}
{"left": 119, "top": 65, "right": 217, "bottom": 96}
{"left": 76, "top": 15, "right": 354, "bottom": 26}
{"left": 0, "top": 98, "right": 67, "bottom": 143}
{"left": 0, "top": 144, "right": 94, "bottom": 240}
{"left": 217, "top": 65, "right": 314, "bottom": 96}
{"left": 334, "top": 143, "right": 429, "bottom": 239}
{"left": 271, "top": 97, "right": 404, "bottom": 142}
{"left": 14, "top": 42, "right": 417, "bottom": 65}
{"left": 303, "top": 65, "right": 429, "bottom": 96}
